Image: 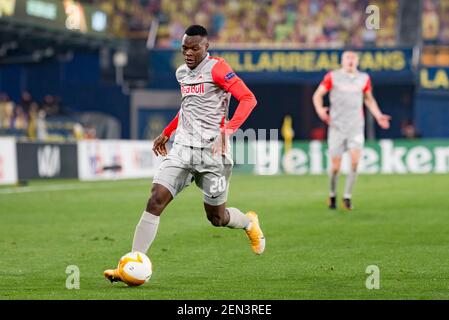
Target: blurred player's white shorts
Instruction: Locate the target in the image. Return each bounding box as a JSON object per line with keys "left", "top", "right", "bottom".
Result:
{"left": 153, "top": 142, "right": 233, "bottom": 206}
{"left": 327, "top": 126, "right": 365, "bottom": 157}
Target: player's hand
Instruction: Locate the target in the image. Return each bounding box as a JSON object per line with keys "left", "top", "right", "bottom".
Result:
{"left": 376, "top": 114, "right": 391, "bottom": 129}
{"left": 212, "top": 131, "right": 228, "bottom": 156}
{"left": 317, "top": 107, "right": 330, "bottom": 125}
{"left": 152, "top": 134, "right": 169, "bottom": 156}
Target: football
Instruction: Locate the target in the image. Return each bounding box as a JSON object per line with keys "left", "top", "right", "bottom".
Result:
{"left": 118, "top": 251, "right": 152, "bottom": 286}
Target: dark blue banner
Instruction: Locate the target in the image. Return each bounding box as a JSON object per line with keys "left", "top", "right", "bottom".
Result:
{"left": 419, "top": 67, "right": 449, "bottom": 94}
{"left": 415, "top": 67, "right": 449, "bottom": 137}
{"left": 148, "top": 48, "right": 414, "bottom": 87}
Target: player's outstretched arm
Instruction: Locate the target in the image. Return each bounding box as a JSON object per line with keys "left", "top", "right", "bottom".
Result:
{"left": 153, "top": 112, "right": 179, "bottom": 156}
{"left": 364, "top": 91, "right": 391, "bottom": 130}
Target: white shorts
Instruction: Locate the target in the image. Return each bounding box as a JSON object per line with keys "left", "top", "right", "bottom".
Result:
{"left": 153, "top": 143, "right": 233, "bottom": 206}
{"left": 328, "top": 127, "right": 365, "bottom": 158}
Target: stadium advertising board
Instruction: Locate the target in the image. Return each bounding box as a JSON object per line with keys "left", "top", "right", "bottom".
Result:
{"left": 16, "top": 142, "right": 78, "bottom": 179}
{"left": 149, "top": 48, "right": 414, "bottom": 84}
{"left": 0, "top": 0, "right": 109, "bottom": 36}
{"left": 233, "top": 139, "right": 449, "bottom": 175}
{"left": 77, "top": 140, "right": 161, "bottom": 181}
{"left": 419, "top": 67, "right": 449, "bottom": 93}
{"left": 0, "top": 137, "right": 18, "bottom": 185}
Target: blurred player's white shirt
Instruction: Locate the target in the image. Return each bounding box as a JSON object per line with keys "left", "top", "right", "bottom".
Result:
{"left": 320, "top": 69, "right": 371, "bottom": 134}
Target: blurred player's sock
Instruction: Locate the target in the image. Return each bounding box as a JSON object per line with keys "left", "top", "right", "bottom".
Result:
{"left": 344, "top": 170, "right": 358, "bottom": 200}
{"left": 132, "top": 211, "right": 160, "bottom": 253}
{"left": 328, "top": 196, "right": 337, "bottom": 209}
{"left": 329, "top": 172, "right": 338, "bottom": 197}
{"left": 226, "top": 207, "right": 250, "bottom": 229}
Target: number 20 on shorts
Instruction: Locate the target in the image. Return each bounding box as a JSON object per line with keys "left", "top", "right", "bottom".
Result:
{"left": 210, "top": 176, "right": 226, "bottom": 193}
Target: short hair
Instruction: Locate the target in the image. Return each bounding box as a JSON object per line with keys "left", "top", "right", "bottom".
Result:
{"left": 185, "top": 25, "right": 208, "bottom": 37}
{"left": 342, "top": 51, "right": 359, "bottom": 58}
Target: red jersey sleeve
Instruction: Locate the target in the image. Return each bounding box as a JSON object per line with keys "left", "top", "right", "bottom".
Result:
{"left": 211, "top": 58, "right": 257, "bottom": 134}
{"left": 363, "top": 76, "right": 372, "bottom": 93}
{"left": 320, "top": 71, "right": 333, "bottom": 91}
{"left": 162, "top": 112, "right": 179, "bottom": 138}
{"left": 211, "top": 58, "right": 241, "bottom": 91}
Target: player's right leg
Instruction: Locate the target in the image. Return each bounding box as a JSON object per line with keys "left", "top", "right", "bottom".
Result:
{"left": 105, "top": 145, "right": 192, "bottom": 283}
{"left": 131, "top": 183, "right": 173, "bottom": 253}
{"left": 329, "top": 156, "right": 342, "bottom": 209}
{"left": 104, "top": 183, "right": 174, "bottom": 283}
{"left": 131, "top": 146, "right": 193, "bottom": 253}
{"left": 327, "top": 127, "right": 345, "bottom": 209}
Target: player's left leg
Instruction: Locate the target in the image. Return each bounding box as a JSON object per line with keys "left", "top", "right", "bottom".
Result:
{"left": 343, "top": 131, "right": 364, "bottom": 210}
{"left": 343, "top": 148, "right": 362, "bottom": 210}
{"left": 196, "top": 149, "right": 265, "bottom": 255}
{"left": 203, "top": 202, "right": 265, "bottom": 255}
{"left": 203, "top": 203, "right": 244, "bottom": 228}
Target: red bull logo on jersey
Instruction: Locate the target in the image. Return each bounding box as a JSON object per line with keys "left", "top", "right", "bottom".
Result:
{"left": 335, "top": 83, "right": 365, "bottom": 92}
{"left": 181, "top": 83, "right": 205, "bottom": 95}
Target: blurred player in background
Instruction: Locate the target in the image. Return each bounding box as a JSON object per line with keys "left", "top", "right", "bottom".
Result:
{"left": 312, "top": 51, "right": 391, "bottom": 210}
{"left": 105, "top": 25, "right": 265, "bottom": 283}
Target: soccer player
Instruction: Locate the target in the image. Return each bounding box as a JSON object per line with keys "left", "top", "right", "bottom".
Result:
{"left": 104, "top": 25, "right": 265, "bottom": 282}
{"left": 312, "top": 51, "right": 391, "bottom": 210}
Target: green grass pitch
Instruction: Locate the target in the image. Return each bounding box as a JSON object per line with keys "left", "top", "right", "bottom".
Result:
{"left": 1, "top": 174, "right": 449, "bottom": 300}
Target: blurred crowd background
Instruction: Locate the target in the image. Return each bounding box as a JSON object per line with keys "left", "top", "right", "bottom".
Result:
{"left": 422, "top": 0, "right": 449, "bottom": 45}
{"left": 79, "top": 0, "right": 399, "bottom": 48}
{"left": 156, "top": 0, "right": 398, "bottom": 48}
{"left": 0, "top": 0, "right": 448, "bottom": 142}
{"left": 79, "top": 0, "right": 448, "bottom": 48}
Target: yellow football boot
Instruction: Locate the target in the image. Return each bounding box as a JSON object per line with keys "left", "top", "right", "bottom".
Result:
{"left": 104, "top": 268, "right": 122, "bottom": 283}
{"left": 245, "top": 211, "right": 265, "bottom": 255}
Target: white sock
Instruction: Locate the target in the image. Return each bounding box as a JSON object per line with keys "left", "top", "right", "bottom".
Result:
{"left": 132, "top": 211, "right": 160, "bottom": 254}
{"left": 344, "top": 170, "right": 358, "bottom": 199}
{"left": 329, "top": 172, "right": 338, "bottom": 197}
{"left": 226, "top": 207, "right": 250, "bottom": 229}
